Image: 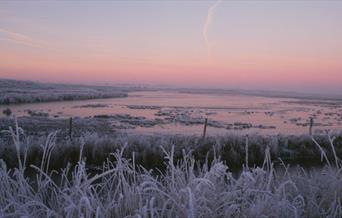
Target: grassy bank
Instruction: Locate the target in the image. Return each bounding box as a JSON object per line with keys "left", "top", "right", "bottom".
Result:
{"left": 0, "top": 79, "right": 132, "bottom": 105}
{"left": 0, "top": 120, "right": 341, "bottom": 217}
{"left": 1, "top": 119, "right": 341, "bottom": 170}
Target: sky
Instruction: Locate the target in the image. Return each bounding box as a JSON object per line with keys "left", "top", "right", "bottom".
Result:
{"left": 0, "top": 0, "right": 341, "bottom": 94}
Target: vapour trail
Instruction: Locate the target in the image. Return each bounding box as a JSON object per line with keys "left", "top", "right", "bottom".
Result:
{"left": 203, "top": 0, "right": 221, "bottom": 57}
{"left": 0, "top": 28, "right": 46, "bottom": 49}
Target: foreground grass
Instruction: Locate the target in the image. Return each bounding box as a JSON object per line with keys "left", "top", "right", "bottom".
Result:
{"left": 1, "top": 122, "right": 341, "bottom": 170}
{"left": 0, "top": 120, "right": 342, "bottom": 217}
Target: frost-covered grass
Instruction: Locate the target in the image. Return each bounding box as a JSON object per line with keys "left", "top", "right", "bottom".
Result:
{"left": 0, "top": 79, "right": 132, "bottom": 104}
{"left": 1, "top": 120, "right": 341, "bottom": 170}
{"left": 0, "top": 119, "right": 342, "bottom": 217}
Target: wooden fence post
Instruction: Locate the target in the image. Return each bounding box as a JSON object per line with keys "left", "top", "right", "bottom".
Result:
{"left": 202, "top": 118, "right": 208, "bottom": 139}
{"left": 309, "top": 117, "right": 314, "bottom": 136}
{"left": 69, "top": 117, "right": 73, "bottom": 139}
{"left": 245, "top": 134, "right": 249, "bottom": 170}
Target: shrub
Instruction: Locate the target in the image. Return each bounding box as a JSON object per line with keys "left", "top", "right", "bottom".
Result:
{"left": 2, "top": 108, "right": 12, "bottom": 117}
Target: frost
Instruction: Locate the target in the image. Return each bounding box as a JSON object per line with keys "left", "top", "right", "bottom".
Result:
{"left": 0, "top": 120, "right": 341, "bottom": 217}
{"left": 0, "top": 79, "right": 129, "bottom": 105}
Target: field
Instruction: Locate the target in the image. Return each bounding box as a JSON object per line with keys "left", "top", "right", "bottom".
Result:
{"left": 0, "top": 79, "right": 140, "bottom": 104}
{"left": 0, "top": 80, "right": 342, "bottom": 217}
{"left": 0, "top": 118, "right": 342, "bottom": 217}
{"left": 2, "top": 81, "right": 342, "bottom": 136}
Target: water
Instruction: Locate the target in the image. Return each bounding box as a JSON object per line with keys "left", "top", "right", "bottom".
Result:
{"left": 1, "top": 91, "right": 342, "bottom": 135}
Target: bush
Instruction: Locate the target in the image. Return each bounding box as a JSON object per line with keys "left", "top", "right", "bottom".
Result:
{"left": 2, "top": 108, "right": 12, "bottom": 117}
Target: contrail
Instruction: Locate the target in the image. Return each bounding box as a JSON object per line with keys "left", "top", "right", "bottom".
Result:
{"left": 0, "top": 28, "right": 46, "bottom": 48}
{"left": 203, "top": 0, "right": 221, "bottom": 57}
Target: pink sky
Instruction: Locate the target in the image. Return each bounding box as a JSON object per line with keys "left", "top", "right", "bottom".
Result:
{"left": 0, "top": 1, "right": 341, "bottom": 94}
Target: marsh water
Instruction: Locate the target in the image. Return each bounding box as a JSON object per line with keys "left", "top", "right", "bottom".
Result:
{"left": 1, "top": 91, "right": 342, "bottom": 135}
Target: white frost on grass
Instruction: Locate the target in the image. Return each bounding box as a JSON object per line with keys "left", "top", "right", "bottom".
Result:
{"left": 0, "top": 79, "right": 129, "bottom": 104}
{"left": 0, "top": 120, "right": 341, "bottom": 217}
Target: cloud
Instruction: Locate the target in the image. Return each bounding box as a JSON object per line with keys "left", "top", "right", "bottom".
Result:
{"left": 203, "top": 0, "right": 221, "bottom": 57}
{"left": 0, "top": 28, "right": 45, "bottom": 48}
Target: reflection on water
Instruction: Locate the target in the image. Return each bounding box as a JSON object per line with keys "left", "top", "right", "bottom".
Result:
{"left": 1, "top": 91, "right": 342, "bottom": 135}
